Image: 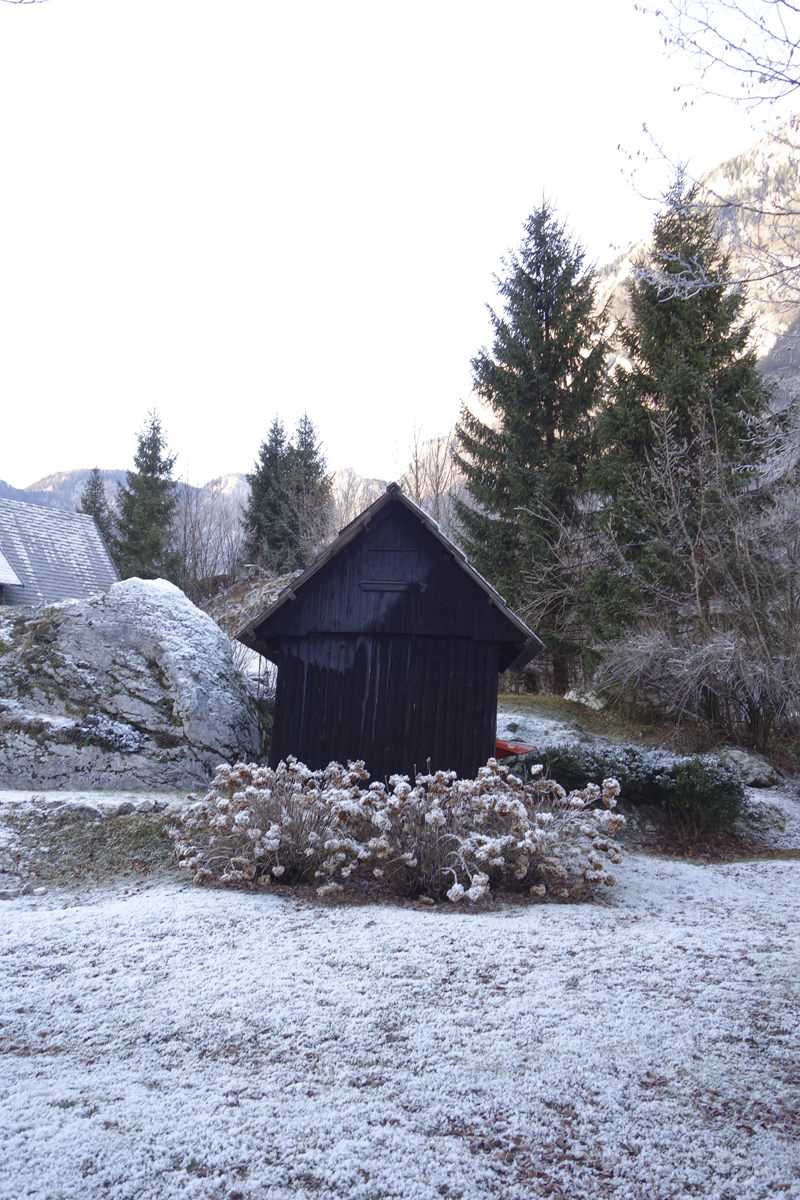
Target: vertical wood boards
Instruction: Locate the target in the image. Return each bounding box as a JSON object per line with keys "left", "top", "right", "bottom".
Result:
{"left": 254, "top": 492, "right": 538, "bottom": 780}
{"left": 269, "top": 633, "right": 497, "bottom": 779}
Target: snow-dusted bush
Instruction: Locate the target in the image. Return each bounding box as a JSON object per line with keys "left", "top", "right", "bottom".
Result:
{"left": 542, "top": 742, "right": 744, "bottom": 834}
{"left": 599, "top": 629, "right": 800, "bottom": 757}
{"left": 173, "top": 758, "right": 624, "bottom": 902}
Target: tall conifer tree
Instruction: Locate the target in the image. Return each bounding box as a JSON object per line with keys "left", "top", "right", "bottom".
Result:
{"left": 243, "top": 414, "right": 332, "bottom": 572}
{"left": 591, "top": 180, "right": 772, "bottom": 632}
{"left": 115, "top": 412, "right": 181, "bottom": 582}
{"left": 242, "top": 418, "right": 291, "bottom": 569}
{"left": 454, "top": 203, "right": 608, "bottom": 690}
{"left": 77, "top": 467, "right": 115, "bottom": 548}
{"left": 595, "top": 179, "right": 769, "bottom": 498}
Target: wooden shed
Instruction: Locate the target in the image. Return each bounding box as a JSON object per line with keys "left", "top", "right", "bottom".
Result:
{"left": 237, "top": 484, "right": 543, "bottom": 780}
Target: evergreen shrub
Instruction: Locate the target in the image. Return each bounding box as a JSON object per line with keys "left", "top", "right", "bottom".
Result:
{"left": 540, "top": 743, "right": 745, "bottom": 834}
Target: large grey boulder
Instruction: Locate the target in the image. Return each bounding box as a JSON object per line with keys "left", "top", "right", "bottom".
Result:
{"left": 0, "top": 578, "right": 269, "bottom": 789}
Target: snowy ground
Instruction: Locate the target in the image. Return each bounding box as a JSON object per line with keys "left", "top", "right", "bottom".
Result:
{"left": 496, "top": 702, "right": 580, "bottom": 751}
{"left": 0, "top": 791, "right": 186, "bottom": 820}
{"left": 2, "top": 854, "right": 799, "bottom": 1200}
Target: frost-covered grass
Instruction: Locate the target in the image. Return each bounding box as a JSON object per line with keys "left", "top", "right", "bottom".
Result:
{"left": 1, "top": 857, "right": 799, "bottom": 1199}
{"left": 497, "top": 692, "right": 720, "bottom": 755}
{"left": 0, "top": 794, "right": 183, "bottom": 889}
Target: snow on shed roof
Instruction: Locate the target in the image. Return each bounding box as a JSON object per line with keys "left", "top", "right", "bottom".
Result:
{"left": 0, "top": 498, "right": 119, "bottom": 607}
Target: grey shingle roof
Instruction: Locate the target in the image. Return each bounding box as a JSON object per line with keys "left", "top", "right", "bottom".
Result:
{"left": 0, "top": 498, "right": 119, "bottom": 607}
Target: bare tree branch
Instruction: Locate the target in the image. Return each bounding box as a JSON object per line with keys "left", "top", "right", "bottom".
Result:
{"left": 398, "top": 425, "right": 465, "bottom": 540}
{"left": 640, "top": 0, "right": 800, "bottom": 106}
{"left": 621, "top": 4, "right": 800, "bottom": 343}
{"left": 597, "top": 405, "right": 800, "bottom": 749}
{"left": 330, "top": 468, "right": 384, "bottom": 530}
{"left": 173, "top": 479, "right": 245, "bottom": 600}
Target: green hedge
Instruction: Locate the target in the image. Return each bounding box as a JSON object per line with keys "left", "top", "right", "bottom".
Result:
{"left": 534, "top": 742, "right": 745, "bottom": 834}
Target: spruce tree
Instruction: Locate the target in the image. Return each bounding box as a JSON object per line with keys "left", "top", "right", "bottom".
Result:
{"left": 591, "top": 180, "right": 772, "bottom": 632}
{"left": 285, "top": 413, "right": 334, "bottom": 566}
{"left": 454, "top": 202, "right": 608, "bottom": 690}
{"left": 242, "top": 418, "right": 290, "bottom": 570}
{"left": 114, "top": 412, "right": 181, "bottom": 583}
{"left": 77, "top": 467, "right": 115, "bottom": 548}
{"left": 243, "top": 414, "right": 332, "bottom": 573}
{"left": 596, "top": 179, "right": 768, "bottom": 497}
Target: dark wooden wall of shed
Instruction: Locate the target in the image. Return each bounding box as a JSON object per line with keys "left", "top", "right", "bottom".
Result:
{"left": 269, "top": 634, "right": 499, "bottom": 779}
{"left": 259, "top": 505, "right": 521, "bottom": 655}
{"left": 253, "top": 502, "right": 532, "bottom": 779}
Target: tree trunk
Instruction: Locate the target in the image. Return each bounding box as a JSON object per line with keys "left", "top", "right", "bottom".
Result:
{"left": 551, "top": 651, "right": 570, "bottom": 696}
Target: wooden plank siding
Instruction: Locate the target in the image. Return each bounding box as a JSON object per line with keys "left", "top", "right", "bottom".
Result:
{"left": 269, "top": 634, "right": 499, "bottom": 780}
{"left": 260, "top": 507, "right": 520, "bottom": 647}
{"left": 241, "top": 486, "right": 543, "bottom": 782}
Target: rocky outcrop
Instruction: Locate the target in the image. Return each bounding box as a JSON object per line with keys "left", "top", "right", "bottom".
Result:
{"left": 718, "top": 748, "right": 778, "bottom": 789}
{"left": 0, "top": 578, "right": 270, "bottom": 790}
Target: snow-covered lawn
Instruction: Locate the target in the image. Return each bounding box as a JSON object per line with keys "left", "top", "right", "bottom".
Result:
{"left": 2, "top": 854, "right": 799, "bottom": 1199}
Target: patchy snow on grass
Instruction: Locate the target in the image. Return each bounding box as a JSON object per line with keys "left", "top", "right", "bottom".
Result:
{"left": 496, "top": 702, "right": 578, "bottom": 751}
{"left": 1, "top": 855, "right": 799, "bottom": 1199}
{"left": 0, "top": 790, "right": 187, "bottom": 817}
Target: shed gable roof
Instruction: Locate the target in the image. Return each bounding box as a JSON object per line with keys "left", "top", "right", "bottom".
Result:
{"left": 238, "top": 484, "right": 543, "bottom": 672}
{"left": 0, "top": 498, "right": 120, "bottom": 607}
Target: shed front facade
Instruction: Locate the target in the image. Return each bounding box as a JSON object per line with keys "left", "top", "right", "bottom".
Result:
{"left": 238, "top": 485, "right": 543, "bottom": 780}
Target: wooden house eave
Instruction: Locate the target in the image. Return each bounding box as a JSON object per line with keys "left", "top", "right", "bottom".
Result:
{"left": 236, "top": 483, "right": 544, "bottom": 670}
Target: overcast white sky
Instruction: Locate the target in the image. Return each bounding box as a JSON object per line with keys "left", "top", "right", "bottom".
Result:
{"left": 0, "top": 0, "right": 762, "bottom": 488}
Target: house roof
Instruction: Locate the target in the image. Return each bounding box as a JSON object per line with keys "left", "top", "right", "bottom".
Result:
{"left": 0, "top": 498, "right": 119, "bottom": 607}
{"left": 0, "top": 547, "right": 22, "bottom": 588}
{"left": 237, "top": 483, "right": 544, "bottom": 672}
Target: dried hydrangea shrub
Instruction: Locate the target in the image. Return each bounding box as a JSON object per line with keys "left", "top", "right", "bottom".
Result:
{"left": 172, "top": 757, "right": 624, "bottom": 902}
{"left": 172, "top": 758, "right": 339, "bottom": 888}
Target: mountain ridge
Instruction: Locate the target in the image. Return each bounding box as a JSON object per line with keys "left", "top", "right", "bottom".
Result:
{"left": 5, "top": 121, "right": 797, "bottom": 514}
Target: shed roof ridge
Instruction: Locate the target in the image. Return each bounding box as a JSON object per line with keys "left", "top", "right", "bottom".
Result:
{"left": 236, "top": 482, "right": 541, "bottom": 655}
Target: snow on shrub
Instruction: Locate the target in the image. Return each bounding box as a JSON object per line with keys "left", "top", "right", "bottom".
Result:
{"left": 172, "top": 757, "right": 624, "bottom": 902}
{"left": 541, "top": 742, "right": 745, "bottom": 834}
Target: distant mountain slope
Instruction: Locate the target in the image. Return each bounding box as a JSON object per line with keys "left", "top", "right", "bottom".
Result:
{"left": 0, "top": 479, "right": 34, "bottom": 504}
{"left": 0, "top": 469, "right": 128, "bottom": 512}
{"left": 202, "top": 473, "right": 249, "bottom": 503}
{"left": 597, "top": 115, "right": 800, "bottom": 405}
{"left": 702, "top": 115, "right": 800, "bottom": 404}
{"left": 22, "top": 469, "right": 128, "bottom": 512}
{"left": 0, "top": 467, "right": 390, "bottom": 525}
{"left": 0, "top": 470, "right": 239, "bottom": 514}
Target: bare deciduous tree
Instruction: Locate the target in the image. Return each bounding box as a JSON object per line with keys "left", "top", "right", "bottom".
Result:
{"left": 282, "top": 465, "right": 335, "bottom": 569}
{"left": 597, "top": 407, "right": 800, "bottom": 751}
{"left": 645, "top": 0, "right": 800, "bottom": 106}
{"left": 631, "top": 1, "right": 800, "bottom": 324}
{"left": 173, "top": 479, "right": 245, "bottom": 600}
{"left": 399, "top": 425, "right": 465, "bottom": 540}
{"left": 330, "top": 468, "right": 384, "bottom": 532}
